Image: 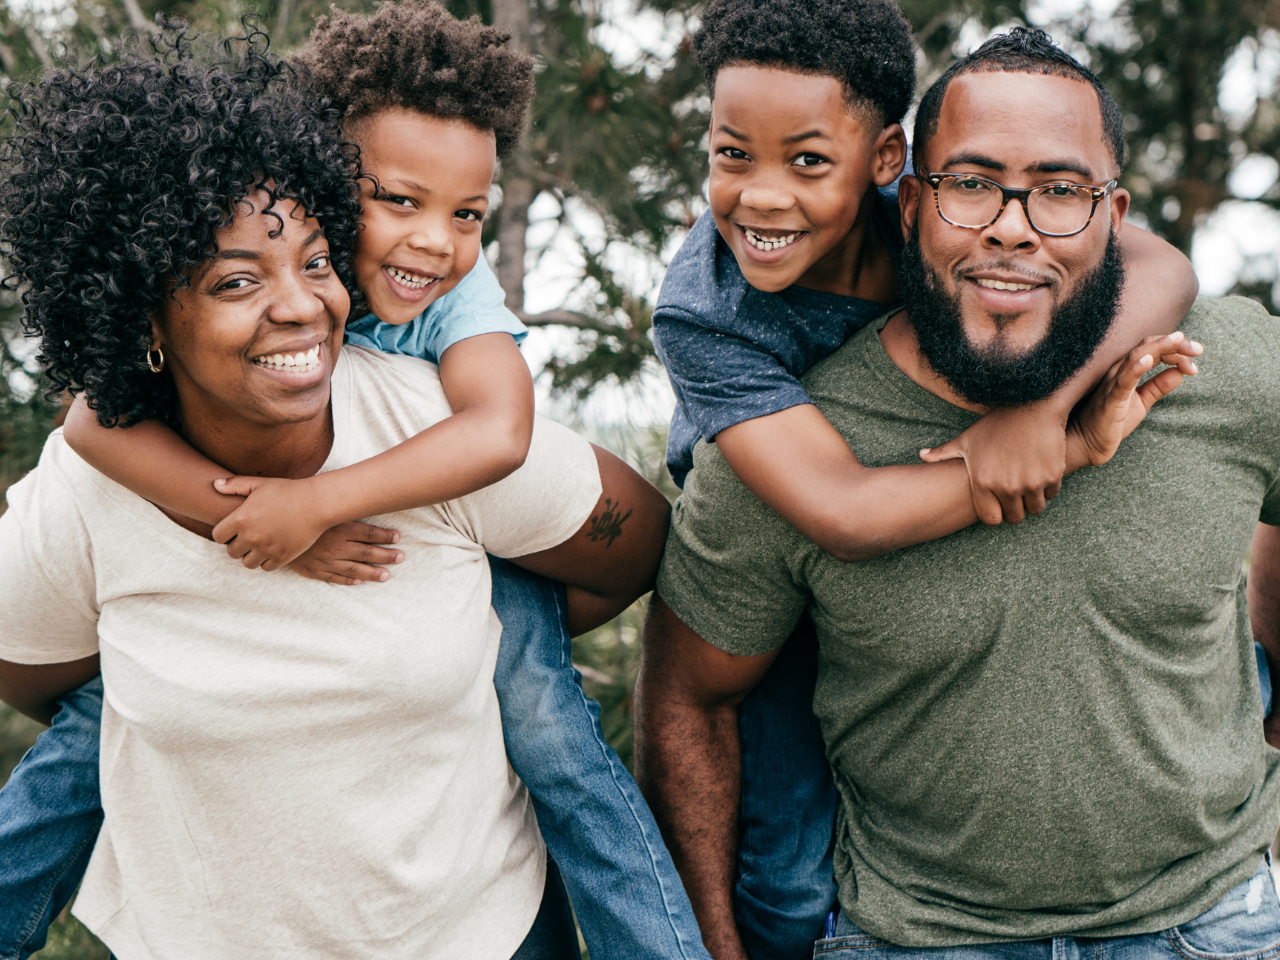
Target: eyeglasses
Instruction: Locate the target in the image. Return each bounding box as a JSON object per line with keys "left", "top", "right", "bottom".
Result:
{"left": 916, "top": 167, "right": 1117, "bottom": 238}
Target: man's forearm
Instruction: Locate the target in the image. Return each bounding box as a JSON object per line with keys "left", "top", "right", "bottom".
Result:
{"left": 634, "top": 666, "right": 748, "bottom": 959}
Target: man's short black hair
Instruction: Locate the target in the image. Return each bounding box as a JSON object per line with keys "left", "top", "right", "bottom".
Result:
{"left": 0, "top": 24, "right": 361, "bottom": 429}
{"left": 692, "top": 0, "right": 916, "bottom": 127}
{"left": 913, "top": 27, "right": 1125, "bottom": 171}
{"left": 300, "top": 0, "right": 535, "bottom": 159}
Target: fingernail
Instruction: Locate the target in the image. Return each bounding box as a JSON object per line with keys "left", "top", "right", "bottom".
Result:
{"left": 920, "top": 448, "right": 931, "bottom": 456}
{"left": 1171, "top": 331, "right": 1184, "bottom": 341}
{"left": 394, "top": 552, "right": 404, "bottom": 563}
{"left": 1189, "top": 362, "right": 1197, "bottom": 373}
{"left": 214, "top": 478, "right": 225, "bottom": 486}
{"left": 379, "top": 571, "right": 389, "bottom": 581}
{"left": 1191, "top": 341, "right": 1203, "bottom": 351}
{"left": 1140, "top": 354, "right": 1153, "bottom": 365}
{"left": 392, "top": 533, "right": 400, "bottom": 543}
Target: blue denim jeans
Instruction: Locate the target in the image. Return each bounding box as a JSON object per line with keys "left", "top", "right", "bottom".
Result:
{"left": 509, "top": 858, "right": 580, "bottom": 960}
{"left": 489, "top": 558, "right": 708, "bottom": 960}
{"left": 0, "top": 561, "right": 707, "bottom": 960}
{"left": 0, "top": 676, "right": 104, "bottom": 960}
{"left": 813, "top": 857, "right": 1280, "bottom": 960}
{"left": 737, "top": 618, "right": 839, "bottom": 960}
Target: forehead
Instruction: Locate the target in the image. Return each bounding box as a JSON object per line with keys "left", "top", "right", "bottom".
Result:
{"left": 353, "top": 108, "right": 496, "bottom": 175}
{"left": 925, "top": 71, "right": 1113, "bottom": 180}
{"left": 712, "top": 65, "right": 873, "bottom": 138}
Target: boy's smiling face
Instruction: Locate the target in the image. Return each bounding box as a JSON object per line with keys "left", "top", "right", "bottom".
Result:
{"left": 708, "top": 65, "right": 905, "bottom": 294}
{"left": 352, "top": 107, "right": 497, "bottom": 325}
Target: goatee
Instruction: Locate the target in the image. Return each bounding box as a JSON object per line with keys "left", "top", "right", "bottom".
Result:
{"left": 898, "top": 224, "right": 1125, "bottom": 408}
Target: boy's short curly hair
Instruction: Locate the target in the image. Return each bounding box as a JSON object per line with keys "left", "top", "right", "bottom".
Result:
{"left": 692, "top": 0, "right": 916, "bottom": 127}
{"left": 0, "top": 24, "right": 361, "bottom": 429}
{"left": 300, "top": 1, "right": 535, "bottom": 158}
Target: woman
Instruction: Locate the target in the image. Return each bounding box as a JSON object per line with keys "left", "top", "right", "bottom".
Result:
{"left": 0, "top": 30, "right": 668, "bottom": 960}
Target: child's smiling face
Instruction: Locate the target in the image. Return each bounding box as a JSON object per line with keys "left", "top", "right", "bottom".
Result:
{"left": 708, "top": 66, "right": 905, "bottom": 295}
{"left": 351, "top": 107, "right": 497, "bottom": 325}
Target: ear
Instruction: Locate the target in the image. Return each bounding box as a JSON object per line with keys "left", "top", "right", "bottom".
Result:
{"left": 871, "top": 123, "right": 908, "bottom": 188}
{"left": 898, "top": 173, "right": 923, "bottom": 242}
{"left": 1109, "top": 185, "right": 1130, "bottom": 236}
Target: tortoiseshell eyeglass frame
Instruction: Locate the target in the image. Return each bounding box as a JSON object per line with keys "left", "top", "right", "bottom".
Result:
{"left": 916, "top": 167, "right": 1118, "bottom": 238}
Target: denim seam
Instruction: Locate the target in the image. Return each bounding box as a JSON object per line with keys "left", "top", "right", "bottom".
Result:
{"left": 1164, "top": 927, "right": 1280, "bottom": 960}
{"left": 6, "top": 816, "right": 101, "bottom": 960}
{"left": 554, "top": 587, "right": 703, "bottom": 960}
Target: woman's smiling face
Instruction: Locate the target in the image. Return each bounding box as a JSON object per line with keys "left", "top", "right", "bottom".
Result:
{"left": 153, "top": 191, "right": 350, "bottom": 435}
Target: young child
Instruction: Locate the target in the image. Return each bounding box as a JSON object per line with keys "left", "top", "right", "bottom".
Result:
{"left": 0, "top": 6, "right": 709, "bottom": 960}
{"left": 649, "top": 1, "right": 1202, "bottom": 957}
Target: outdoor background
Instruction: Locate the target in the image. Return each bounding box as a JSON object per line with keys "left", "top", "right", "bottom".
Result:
{"left": 0, "top": 0, "right": 1277, "bottom": 955}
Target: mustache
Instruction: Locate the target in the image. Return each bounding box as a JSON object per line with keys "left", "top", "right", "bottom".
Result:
{"left": 955, "top": 261, "right": 1057, "bottom": 287}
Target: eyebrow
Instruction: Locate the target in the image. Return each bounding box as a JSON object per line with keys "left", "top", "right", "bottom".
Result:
{"left": 940, "top": 151, "right": 1095, "bottom": 180}
{"left": 383, "top": 178, "right": 488, "bottom": 204}
{"left": 718, "top": 124, "right": 749, "bottom": 141}
{"left": 212, "top": 228, "right": 326, "bottom": 264}
{"left": 782, "top": 130, "right": 829, "bottom": 144}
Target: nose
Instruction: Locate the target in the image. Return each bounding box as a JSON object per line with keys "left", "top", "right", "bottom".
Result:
{"left": 406, "top": 214, "right": 454, "bottom": 259}
{"left": 738, "top": 169, "right": 798, "bottom": 215}
{"left": 267, "top": 271, "right": 326, "bottom": 326}
{"left": 982, "top": 195, "right": 1040, "bottom": 252}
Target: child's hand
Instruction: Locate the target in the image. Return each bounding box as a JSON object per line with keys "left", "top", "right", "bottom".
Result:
{"left": 211, "top": 476, "right": 336, "bottom": 570}
{"left": 1067, "top": 332, "right": 1201, "bottom": 469}
{"left": 287, "top": 522, "right": 405, "bottom": 585}
{"left": 920, "top": 405, "right": 1067, "bottom": 526}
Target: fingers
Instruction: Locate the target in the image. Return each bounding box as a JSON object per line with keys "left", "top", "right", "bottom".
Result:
{"left": 1045, "top": 479, "right": 1062, "bottom": 500}
{"left": 213, "top": 475, "right": 259, "bottom": 497}
{"left": 998, "top": 489, "right": 1026, "bottom": 525}
{"left": 1022, "top": 488, "right": 1048, "bottom": 517}
{"left": 1135, "top": 367, "right": 1186, "bottom": 411}
{"left": 919, "top": 442, "right": 964, "bottom": 463}
{"left": 973, "top": 486, "right": 1005, "bottom": 526}
{"left": 1135, "top": 331, "right": 1201, "bottom": 376}
{"left": 331, "top": 521, "right": 401, "bottom": 545}
{"left": 313, "top": 562, "right": 392, "bottom": 585}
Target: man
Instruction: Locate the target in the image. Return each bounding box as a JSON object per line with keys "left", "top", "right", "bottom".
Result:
{"left": 635, "top": 28, "right": 1280, "bottom": 960}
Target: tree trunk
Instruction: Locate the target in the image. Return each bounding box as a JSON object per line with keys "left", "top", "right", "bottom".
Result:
{"left": 120, "top": 0, "right": 156, "bottom": 34}
{"left": 491, "top": 0, "right": 534, "bottom": 312}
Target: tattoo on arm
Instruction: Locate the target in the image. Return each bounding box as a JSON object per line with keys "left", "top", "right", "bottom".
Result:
{"left": 588, "top": 498, "right": 632, "bottom": 547}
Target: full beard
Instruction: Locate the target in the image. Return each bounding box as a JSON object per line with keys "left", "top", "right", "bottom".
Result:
{"left": 897, "top": 223, "right": 1125, "bottom": 408}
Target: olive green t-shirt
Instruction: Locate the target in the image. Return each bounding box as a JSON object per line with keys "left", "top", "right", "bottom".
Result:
{"left": 658, "top": 295, "right": 1280, "bottom": 946}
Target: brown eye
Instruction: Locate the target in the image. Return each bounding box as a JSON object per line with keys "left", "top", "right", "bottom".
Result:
{"left": 792, "top": 153, "right": 828, "bottom": 168}
{"left": 718, "top": 147, "right": 749, "bottom": 161}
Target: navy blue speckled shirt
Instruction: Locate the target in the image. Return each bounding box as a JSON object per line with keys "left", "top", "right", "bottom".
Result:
{"left": 653, "top": 187, "right": 904, "bottom": 487}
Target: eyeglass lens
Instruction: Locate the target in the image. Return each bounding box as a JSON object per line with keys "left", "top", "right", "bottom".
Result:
{"left": 938, "top": 177, "right": 1097, "bottom": 235}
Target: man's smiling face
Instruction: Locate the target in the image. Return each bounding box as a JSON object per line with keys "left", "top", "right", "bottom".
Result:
{"left": 707, "top": 65, "right": 902, "bottom": 294}
{"left": 899, "top": 70, "right": 1129, "bottom": 361}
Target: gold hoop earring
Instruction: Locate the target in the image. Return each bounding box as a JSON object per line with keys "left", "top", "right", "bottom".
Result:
{"left": 147, "top": 344, "right": 165, "bottom": 374}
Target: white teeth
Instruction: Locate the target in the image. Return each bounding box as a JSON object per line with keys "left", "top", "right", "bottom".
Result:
{"left": 743, "top": 228, "right": 801, "bottom": 252}
{"left": 388, "top": 266, "right": 438, "bottom": 290}
{"left": 977, "top": 278, "right": 1037, "bottom": 291}
{"left": 254, "top": 344, "right": 322, "bottom": 373}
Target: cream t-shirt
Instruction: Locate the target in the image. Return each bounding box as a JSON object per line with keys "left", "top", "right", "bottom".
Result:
{"left": 0, "top": 347, "right": 603, "bottom": 960}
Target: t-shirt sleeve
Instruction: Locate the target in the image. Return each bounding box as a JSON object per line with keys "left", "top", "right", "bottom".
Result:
{"left": 0, "top": 439, "right": 101, "bottom": 664}
{"left": 418, "top": 256, "right": 528, "bottom": 362}
{"left": 653, "top": 314, "right": 813, "bottom": 442}
{"left": 656, "top": 442, "right": 809, "bottom": 656}
{"left": 445, "top": 415, "right": 602, "bottom": 558}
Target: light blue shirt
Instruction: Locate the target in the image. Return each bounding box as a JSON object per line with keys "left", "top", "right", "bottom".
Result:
{"left": 345, "top": 255, "right": 527, "bottom": 363}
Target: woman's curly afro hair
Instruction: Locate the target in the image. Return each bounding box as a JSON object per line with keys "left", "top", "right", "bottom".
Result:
{"left": 692, "top": 0, "right": 916, "bottom": 127}
{"left": 300, "top": 1, "right": 535, "bottom": 158}
{"left": 0, "top": 23, "right": 361, "bottom": 429}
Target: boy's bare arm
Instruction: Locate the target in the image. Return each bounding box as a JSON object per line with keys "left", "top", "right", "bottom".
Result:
{"left": 921, "top": 225, "right": 1200, "bottom": 523}
{"left": 63, "top": 395, "right": 402, "bottom": 584}
{"left": 213, "top": 333, "right": 535, "bottom": 568}
{"left": 717, "top": 332, "right": 1193, "bottom": 563}
{"left": 634, "top": 596, "right": 777, "bottom": 960}
{"left": 64, "top": 395, "right": 245, "bottom": 526}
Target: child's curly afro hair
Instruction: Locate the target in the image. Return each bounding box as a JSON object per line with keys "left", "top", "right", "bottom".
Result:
{"left": 692, "top": 0, "right": 916, "bottom": 127}
{"left": 300, "top": 1, "right": 535, "bottom": 158}
{"left": 0, "top": 24, "right": 361, "bottom": 429}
